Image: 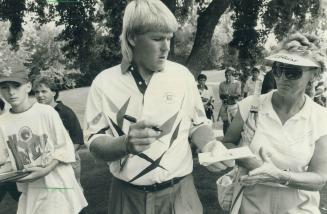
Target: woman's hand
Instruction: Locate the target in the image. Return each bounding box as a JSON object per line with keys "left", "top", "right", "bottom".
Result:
{"left": 239, "top": 147, "right": 284, "bottom": 186}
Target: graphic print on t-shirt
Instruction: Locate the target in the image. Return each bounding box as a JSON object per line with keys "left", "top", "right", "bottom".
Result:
{"left": 6, "top": 126, "right": 53, "bottom": 170}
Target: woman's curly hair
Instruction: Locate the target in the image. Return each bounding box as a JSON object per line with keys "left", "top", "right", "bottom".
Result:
{"left": 276, "top": 32, "right": 326, "bottom": 73}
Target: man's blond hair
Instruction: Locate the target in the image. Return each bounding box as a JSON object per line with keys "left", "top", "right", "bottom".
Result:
{"left": 120, "top": 0, "right": 178, "bottom": 63}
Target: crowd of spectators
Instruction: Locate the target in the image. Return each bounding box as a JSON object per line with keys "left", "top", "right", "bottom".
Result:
{"left": 197, "top": 62, "right": 327, "bottom": 131}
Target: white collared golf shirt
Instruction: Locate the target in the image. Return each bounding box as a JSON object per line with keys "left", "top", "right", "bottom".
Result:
{"left": 84, "top": 60, "right": 211, "bottom": 185}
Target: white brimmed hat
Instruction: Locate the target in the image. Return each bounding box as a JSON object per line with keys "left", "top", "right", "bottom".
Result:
{"left": 265, "top": 51, "right": 320, "bottom": 68}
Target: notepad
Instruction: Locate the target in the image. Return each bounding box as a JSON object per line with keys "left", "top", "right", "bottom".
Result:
{"left": 198, "top": 147, "right": 255, "bottom": 166}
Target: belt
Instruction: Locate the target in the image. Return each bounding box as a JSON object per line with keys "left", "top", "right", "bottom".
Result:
{"left": 117, "top": 175, "right": 186, "bottom": 192}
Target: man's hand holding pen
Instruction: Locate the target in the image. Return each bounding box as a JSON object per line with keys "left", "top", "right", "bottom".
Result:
{"left": 123, "top": 115, "right": 162, "bottom": 155}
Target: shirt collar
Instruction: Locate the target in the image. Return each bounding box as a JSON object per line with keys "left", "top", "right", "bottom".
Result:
{"left": 121, "top": 58, "right": 147, "bottom": 94}
{"left": 297, "top": 95, "right": 312, "bottom": 120}
{"left": 259, "top": 91, "right": 273, "bottom": 116}
{"left": 261, "top": 90, "right": 311, "bottom": 120}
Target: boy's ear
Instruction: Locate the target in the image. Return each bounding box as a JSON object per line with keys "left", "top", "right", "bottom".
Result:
{"left": 127, "top": 34, "right": 136, "bottom": 47}
{"left": 25, "top": 82, "right": 32, "bottom": 93}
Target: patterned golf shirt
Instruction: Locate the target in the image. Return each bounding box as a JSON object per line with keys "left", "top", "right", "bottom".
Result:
{"left": 84, "top": 60, "right": 211, "bottom": 185}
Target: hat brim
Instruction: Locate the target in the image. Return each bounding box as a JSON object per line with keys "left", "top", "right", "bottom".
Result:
{"left": 265, "top": 52, "right": 320, "bottom": 68}
{"left": 0, "top": 77, "right": 28, "bottom": 84}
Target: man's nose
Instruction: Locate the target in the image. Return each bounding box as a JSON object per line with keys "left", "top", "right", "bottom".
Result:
{"left": 161, "top": 39, "right": 170, "bottom": 52}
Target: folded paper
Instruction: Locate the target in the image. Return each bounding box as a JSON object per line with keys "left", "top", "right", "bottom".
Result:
{"left": 198, "top": 147, "right": 255, "bottom": 166}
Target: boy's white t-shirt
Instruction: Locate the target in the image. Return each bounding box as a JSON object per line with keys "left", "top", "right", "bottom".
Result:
{"left": 0, "top": 102, "right": 87, "bottom": 214}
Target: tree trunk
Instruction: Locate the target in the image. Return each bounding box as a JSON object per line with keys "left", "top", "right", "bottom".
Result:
{"left": 186, "top": 0, "right": 230, "bottom": 77}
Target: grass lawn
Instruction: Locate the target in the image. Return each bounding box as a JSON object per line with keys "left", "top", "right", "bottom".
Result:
{"left": 2, "top": 82, "right": 327, "bottom": 214}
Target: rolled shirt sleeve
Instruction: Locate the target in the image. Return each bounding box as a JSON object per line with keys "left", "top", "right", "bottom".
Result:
{"left": 84, "top": 78, "right": 114, "bottom": 148}
{"left": 48, "top": 110, "right": 76, "bottom": 164}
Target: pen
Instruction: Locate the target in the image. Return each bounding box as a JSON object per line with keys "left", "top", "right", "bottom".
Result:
{"left": 123, "top": 115, "right": 162, "bottom": 132}
{"left": 123, "top": 115, "right": 137, "bottom": 123}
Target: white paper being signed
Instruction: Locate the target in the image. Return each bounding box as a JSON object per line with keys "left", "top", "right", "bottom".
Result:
{"left": 198, "top": 147, "right": 256, "bottom": 166}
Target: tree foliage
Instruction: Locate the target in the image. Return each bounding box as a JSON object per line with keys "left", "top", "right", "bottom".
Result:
{"left": 0, "top": 0, "right": 324, "bottom": 84}
{"left": 263, "top": 0, "right": 320, "bottom": 41}
{"left": 186, "top": 0, "right": 231, "bottom": 77}
{"left": 0, "top": 21, "right": 79, "bottom": 89}
{"left": 229, "top": 0, "right": 263, "bottom": 68}
{"left": 26, "top": 25, "right": 80, "bottom": 88}
{"left": 227, "top": 0, "right": 321, "bottom": 70}
{"left": 0, "top": 0, "right": 26, "bottom": 48}
{"left": 0, "top": 21, "right": 31, "bottom": 73}
{"left": 55, "top": 0, "right": 96, "bottom": 62}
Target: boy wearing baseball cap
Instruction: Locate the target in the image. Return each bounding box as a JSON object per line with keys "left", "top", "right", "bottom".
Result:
{"left": 0, "top": 66, "right": 87, "bottom": 214}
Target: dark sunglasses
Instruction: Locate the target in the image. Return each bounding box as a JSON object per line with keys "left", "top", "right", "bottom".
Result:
{"left": 272, "top": 62, "right": 303, "bottom": 80}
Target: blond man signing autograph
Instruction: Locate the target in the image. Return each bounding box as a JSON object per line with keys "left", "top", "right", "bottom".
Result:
{"left": 84, "top": 0, "right": 233, "bottom": 213}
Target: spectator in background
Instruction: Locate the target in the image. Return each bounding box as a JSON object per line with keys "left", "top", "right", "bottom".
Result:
{"left": 243, "top": 67, "right": 260, "bottom": 97}
{"left": 33, "top": 76, "right": 84, "bottom": 184}
{"left": 218, "top": 67, "right": 242, "bottom": 134}
{"left": 197, "top": 73, "right": 215, "bottom": 121}
{"left": 233, "top": 69, "right": 242, "bottom": 82}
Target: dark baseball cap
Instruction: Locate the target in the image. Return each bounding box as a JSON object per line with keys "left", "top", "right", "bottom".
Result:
{"left": 0, "top": 63, "right": 29, "bottom": 84}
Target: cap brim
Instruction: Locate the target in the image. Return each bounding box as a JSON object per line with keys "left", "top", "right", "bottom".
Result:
{"left": 0, "top": 77, "right": 28, "bottom": 84}
{"left": 265, "top": 52, "right": 320, "bottom": 68}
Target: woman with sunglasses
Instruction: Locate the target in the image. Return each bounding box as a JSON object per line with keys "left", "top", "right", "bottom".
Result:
{"left": 223, "top": 32, "right": 327, "bottom": 213}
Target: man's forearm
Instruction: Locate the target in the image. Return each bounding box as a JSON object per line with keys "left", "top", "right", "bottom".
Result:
{"left": 89, "top": 135, "right": 127, "bottom": 161}
{"left": 190, "top": 125, "right": 215, "bottom": 151}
